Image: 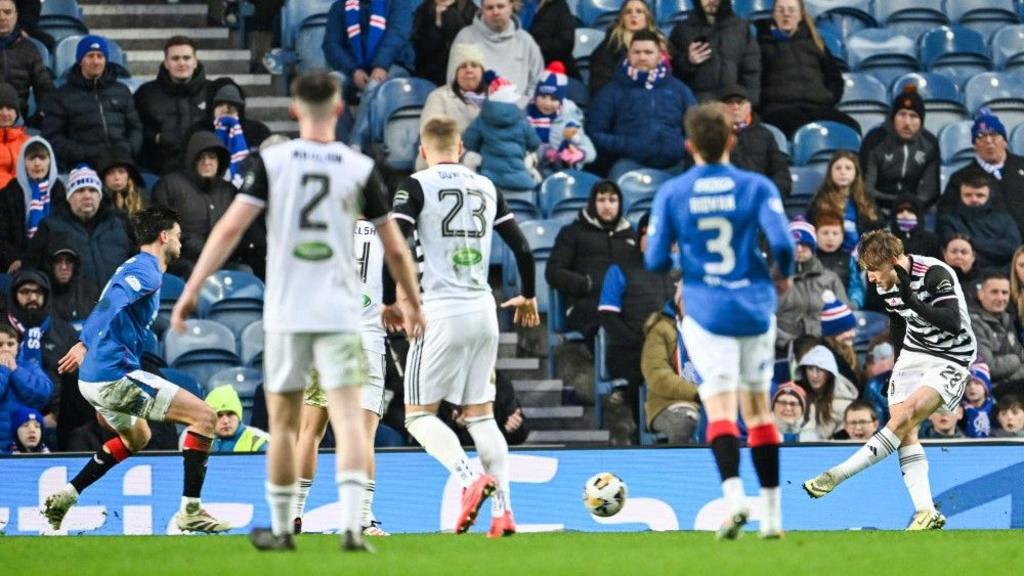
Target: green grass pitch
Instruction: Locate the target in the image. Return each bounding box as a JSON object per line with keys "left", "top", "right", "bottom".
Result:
{"left": 2, "top": 531, "right": 1021, "bottom": 576}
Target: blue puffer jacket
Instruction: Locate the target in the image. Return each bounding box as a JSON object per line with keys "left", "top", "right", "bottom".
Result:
{"left": 589, "top": 64, "right": 697, "bottom": 169}
{"left": 463, "top": 99, "right": 540, "bottom": 191}
{"left": 0, "top": 356, "right": 54, "bottom": 453}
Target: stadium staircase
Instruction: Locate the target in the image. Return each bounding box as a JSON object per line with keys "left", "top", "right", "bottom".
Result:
{"left": 79, "top": 0, "right": 297, "bottom": 135}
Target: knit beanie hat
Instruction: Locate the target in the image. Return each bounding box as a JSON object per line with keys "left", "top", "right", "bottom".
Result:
{"left": 205, "top": 384, "right": 244, "bottom": 420}
{"left": 66, "top": 164, "right": 102, "bottom": 199}
{"left": 484, "top": 71, "right": 519, "bottom": 104}
{"left": 821, "top": 291, "right": 857, "bottom": 337}
{"left": 10, "top": 406, "right": 44, "bottom": 440}
{"left": 449, "top": 43, "right": 486, "bottom": 69}
{"left": 969, "top": 360, "right": 992, "bottom": 392}
{"left": 0, "top": 82, "right": 19, "bottom": 113}
{"left": 535, "top": 61, "right": 568, "bottom": 102}
{"left": 772, "top": 382, "right": 807, "bottom": 413}
{"left": 972, "top": 108, "right": 1007, "bottom": 142}
{"left": 213, "top": 83, "right": 245, "bottom": 108}
{"left": 891, "top": 84, "right": 925, "bottom": 121}
{"left": 76, "top": 35, "right": 110, "bottom": 64}
{"left": 789, "top": 220, "right": 817, "bottom": 251}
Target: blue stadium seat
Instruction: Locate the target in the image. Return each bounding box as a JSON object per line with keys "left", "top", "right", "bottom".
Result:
{"left": 763, "top": 123, "right": 789, "bottom": 157}
{"left": 937, "top": 121, "right": 976, "bottom": 166}
{"left": 891, "top": 72, "right": 969, "bottom": 136}
{"left": 547, "top": 287, "right": 585, "bottom": 378}
{"left": 207, "top": 367, "right": 263, "bottom": 413}
{"left": 792, "top": 121, "right": 862, "bottom": 167}
{"left": 574, "top": 27, "right": 605, "bottom": 85}
{"left": 27, "top": 36, "right": 52, "bottom": 73}
{"left": 733, "top": 0, "right": 773, "bottom": 22}
{"left": 656, "top": 0, "right": 694, "bottom": 26}
{"left": 502, "top": 219, "right": 561, "bottom": 314}
{"left": 198, "top": 270, "right": 265, "bottom": 340}
{"left": 294, "top": 20, "right": 328, "bottom": 72}
{"left": 919, "top": 26, "right": 992, "bottom": 88}
{"left": 873, "top": 0, "right": 949, "bottom": 41}
{"left": 240, "top": 320, "right": 264, "bottom": 368}
{"left": 789, "top": 166, "right": 825, "bottom": 198}
{"left": 158, "top": 273, "right": 186, "bottom": 328}
{"left": 853, "top": 310, "right": 889, "bottom": 357}
{"left": 366, "top": 77, "right": 435, "bottom": 171}
{"left": 142, "top": 330, "right": 165, "bottom": 369}
{"left": 506, "top": 197, "right": 543, "bottom": 223}
{"left": 577, "top": 0, "right": 623, "bottom": 29}
{"left": 818, "top": 24, "right": 849, "bottom": 70}
{"left": 594, "top": 326, "right": 628, "bottom": 428}
{"left": 40, "top": 0, "right": 83, "bottom": 20}
{"left": 281, "top": 0, "right": 334, "bottom": 50}
{"left": 160, "top": 368, "right": 204, "bottom": 400}
{"left": 539, "top": 170, "right": 601, "bottom": 218}
{"left": 807, "top": 0, "right": 876, "bottom": 40}
{"left": 991, "top": 25, "right": 1024, "bottom": 72}
{"left": 1011, "top": 123, "right": 1024, "bottom": 156}
{"left": 963, "top": 72, "right": 1024, "bottom": 128}
{"left": 164, "top": 319, "right": 240, "bottom": 387}
{"left": 838, "top": 72, "right": 890, "bottom": 134}
{"left": 616, "top": 168, "right": 672, "bottom": 214}
{"left": 948, "top": 0, "right": 1018, "bottom": 41}
{"left": 846, "top": 28, "right": 918, "bottom": 87}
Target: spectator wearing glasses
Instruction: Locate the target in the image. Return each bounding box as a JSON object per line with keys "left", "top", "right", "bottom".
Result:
{"left": 831, "top": 400, "right": 878, "bottom": 441}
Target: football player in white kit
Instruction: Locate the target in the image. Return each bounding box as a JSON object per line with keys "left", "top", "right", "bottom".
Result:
{"left": 291, "top": 219, "right": 391, "bottom": 536}
{"left": 171, "top": 71, "right": 425, "bottom": 551}
{"left": 387, "top": 117, "right": 539, "bottom": 537}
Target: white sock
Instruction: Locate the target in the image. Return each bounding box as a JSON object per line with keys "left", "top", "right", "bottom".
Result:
{"left": 406, "top": 413, "right": 477, "bottom": 488}
{"left": 831, "top": 427, "right": 901, "bottom": 483}
{"left": 760, "top": 487, "right": 782, "bottom": 534}
{"left": 293, "top": 477, "right": 313, "bottom": 519}
{"left": 179, "top": 496, "right": 201, "bottom": 514}
{"left": 336, "top": 470, "right": 368, "bottom": 536}
{"left": 362, "top": 479, "right": 376, "bottom": 525}
{"left": 64, "top": 484, "right": 79, "bottom": 498}
{"left": 898, "top": 444, "right": 935, "bottom": 512}
{"left": 265, "top": 482, "right": 296, "bottom": 536}
{"left": 466, "top": 416, "right": 511, "bottom": 515}
{"left": 722, "top": 477, "right": 746, "bottom": 515}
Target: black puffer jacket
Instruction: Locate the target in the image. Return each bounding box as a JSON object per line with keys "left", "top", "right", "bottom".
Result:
{"left": 889, "top": 194, "right": 940, "bottom": 259}
{"left": 40, "top": 64, "right": 142, "bottom": 171}
{"left": 134, "top": 61, "right": 209, "bottom": 175}
{"left": 411, "top": 0, "right": 477, "bottom": 87}
{"left": 860, "top": 122, "right": 941, "bottom": 214}
{"left": 668, "top": 0, "right": 760, "bottom": 104}
{"left": 756, "top": 20, "right": 842, "bottom": 112}
{"left": 732, "top": 117, "right": 791, "bottom": 196}
{"left": 529, "top": 0, "right": 580, "bottom": 79}
{"left": 938, "top": 153, "right": 1024, "bottom": 241}
{"left": 181, "top": 77, "right": 270, "bottom": 166}
{"left": 0, "top": 29, "right": 53, "bottom": 119}
{"left": 46, "top": 235, "right": 100, "bottom": 325}
{"left": 937, "top": 182, "right": 1021, "bottom": 271}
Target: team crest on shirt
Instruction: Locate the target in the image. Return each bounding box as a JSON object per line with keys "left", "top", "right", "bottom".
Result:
{"left": 125, "top": 275, "right": 142, "bottom": 291}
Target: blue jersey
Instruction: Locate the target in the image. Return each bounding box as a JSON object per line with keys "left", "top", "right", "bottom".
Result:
{"left": 645, "top": 163, "right": 794, "bottom": 336}
{"left": 79, "top": 252, "right": 162, "bottom": 382}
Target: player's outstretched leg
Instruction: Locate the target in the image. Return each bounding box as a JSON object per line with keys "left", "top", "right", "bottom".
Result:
{"left": 465, "top": 409, "right": 515, "bottom": 538}
{"left": 169, "top": 393, "right": 230, "bottom": 533}
{"left": 707, "top": 419, "right": 748, "bottom": 540}
{"left": 293, "top": 401, "right": 329, "bottom": 534}
{"left": 406, "top": 411, "right": 495, "bottom": 533}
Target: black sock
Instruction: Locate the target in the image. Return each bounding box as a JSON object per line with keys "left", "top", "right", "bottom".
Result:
{"left": 70, "top": 448, "right": 119, "bottom": 494}
{"left": 710, "top": 435, "right": 740, "bottom": 481}
{"left": 751, "top": 444, "right": 780, "bottom": 488}
{"left": 183, "top": 449, "right": 210, "bottom": 499}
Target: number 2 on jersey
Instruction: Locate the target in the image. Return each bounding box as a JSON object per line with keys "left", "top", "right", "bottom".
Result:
{"left": 299, "top": 174, "right": 330, "bottom": 230}
{"left": 697, "top": 217, "right": 736, "bottom": 275}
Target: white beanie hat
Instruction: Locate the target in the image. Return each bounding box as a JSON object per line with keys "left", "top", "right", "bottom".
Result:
{"left": 450, "top": 43, "right": 486, "bottom": 69}
{"left": 67, "top": 164, "right": 102, "bottom": 199}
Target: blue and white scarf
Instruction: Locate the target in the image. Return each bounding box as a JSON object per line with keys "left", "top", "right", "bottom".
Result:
{"left": 623, "top": 60, "right": 669, "bottom": 91}
{"left": 8, "top": 312, "right": 49, "bottom": 367}
{"left": 526, "top": 103, "right": 556, "bottom": 144}
{"left": 346, "top": 0, "right": 387, "bottom": 70}
{"left": 214, "top": 115, "right": 249, "bottom": 188}
{"left": 25, "top": 179, "right": 50, "bottom": 240}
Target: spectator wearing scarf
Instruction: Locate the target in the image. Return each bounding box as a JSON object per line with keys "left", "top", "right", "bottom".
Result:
{"left": 182, "top": 78, "right": 270, "bottom": 183}
{"left": 526, "top": 62, "right": 595, "bottom": 174}
{"left": 323, "top": 0, "right": 415, "bottom": 100}
{"left": 0, "top": 135, "right": 63, "bottom": 273}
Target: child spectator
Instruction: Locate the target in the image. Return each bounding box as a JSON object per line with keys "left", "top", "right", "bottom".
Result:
{"left": 8, "top": 405, "right": 48, "bottom": 453}
{"left": 0, "top": 322, "right": 53, "bottom": 452}
{"left": 814, "top": 209, "right": 864, "bottom": 308}
{"left": 962, "top": 361, "right": 995, "bottom": 438}
{"left": 921, "top": 404, "right": 965, "bottom": 439}
{"left": 889, "top": 194, "right": 940, "bottom": 259}
{"left": 771, "top": 382, "right": 807, "bottom": 443}
{"left": 0, "top": 82, "right": 29, "bottom": 189}
{"left": 992, "top": 395, "right": 1024, "bottom": 438}
{"left": 796, "top": 344, "right": 857, "bottom": 441}
{"left": 831, "top": 400, "right": 878, "bottom": 441}
{"left": 463, "top": 71, "right": 540, "bottom": 192}
{"left": 526, "top": 62, "right": 595, "bottom": 176}
{"left": 821, "top": 294, "right": 862, "bottom": 390}
{"left": 806, "top": 151, "right": 882, "bottom": 252}
{"left": 0, "top": 136, "right": 63, "bottom": 273}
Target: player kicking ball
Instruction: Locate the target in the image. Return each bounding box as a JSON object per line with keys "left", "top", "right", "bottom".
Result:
{"left": 44, "top": 206, "right": 229, "bottom": 534}
{"left": 388, "top": 116, "right": 539, "bottom": 537}
{"left": 645, "top": 104, "right": 795, "bottom": 540}
{"left": 172, "top": 71, "right": 425, "bottom": 552}
{"left": 803, "top": 230, "right": 976, "bottom": 530}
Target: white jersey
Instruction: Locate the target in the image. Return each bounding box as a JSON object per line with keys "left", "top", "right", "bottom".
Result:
{"left": 392, "top": 163, "right": 513, "bottom": 319}
{"left": 237, "top": 139, "right": 390, "bottom": 333}
{"left": 355, "top": 219, "right": 386, "bottom": 354}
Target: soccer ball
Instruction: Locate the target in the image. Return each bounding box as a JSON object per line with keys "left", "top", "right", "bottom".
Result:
{"left": 583, "top": 472, "right": 627, "bottom": 517}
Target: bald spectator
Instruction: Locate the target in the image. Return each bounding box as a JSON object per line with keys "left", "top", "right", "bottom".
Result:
{"left": 0, "top": 0, "right": 52, "bottom": 123}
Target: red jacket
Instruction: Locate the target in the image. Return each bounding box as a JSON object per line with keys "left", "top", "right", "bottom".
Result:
{"left": 0, "top": 126, "right": 28, "bottom": 189}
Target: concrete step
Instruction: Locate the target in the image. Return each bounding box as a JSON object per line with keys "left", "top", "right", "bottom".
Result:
{"left": 522, "top": 406, "right": 584, "bottom": 419}
{"left": 92, "top": 27, "right": 235, "bottom": 51}
{"left": 512, "top": 379, "right": 564, "bottom": 407}
{"left": 82, "top": 3, "right": 207, "bottom": 28}
{"left": 126, "top": 49, "right": 252, "bottom": 77}
{"left": 494, "top": 356, "right": 541, "bottom": 381}
{"left": 525, "top": 429, "right": 610, "bottom": 444}
{"left": 245, "top": 96, "right": 293, "bottom": 122}
{"left": 265, "top": 120, "right": 299, "bottom": 136}
{"left": 498, "top": 331, "right": 518, "bottom": 358}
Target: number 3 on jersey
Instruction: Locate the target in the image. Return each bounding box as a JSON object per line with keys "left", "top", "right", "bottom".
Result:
{"left": 698, "top": 217, "right": 735, "bottom": 275}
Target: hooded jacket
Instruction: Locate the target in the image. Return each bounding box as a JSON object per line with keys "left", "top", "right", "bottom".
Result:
{"left": 589, "top": 63, "right": 696, "bottom": 169}
{"left": 796, "top": 345, "right": 858, "bottom": 441}
{"left": 0, "top": 29, "right": 54, "bottom": 119}
{"left": 40, "top": 63, "right": 143, "bottom": 171}
{"left": 182, "top": 77, "right": 271, "bottom": 164}
{"left": 323, "top": 0, "right": 416, "bottom": 76}
{"left": 756, "top": 20, "right": 843, "bottom": 112}
{"left": 46, "top": 236, "right": 100, "bottom": 326}
{"left": 969, "top": 306, "right": 1024, "bottom": 387}
{"left": 462, "top": 97, "right": 540, "bottom": 191}
{"left": 860, "top": 122, "right": 941, "bottom": 214}
{"left": 447, "top": 14, "right": 545, "bottom": 106}
{"left": 732, "top": 115, "right": 792, "bottom": 196}
{"left": 0, "top": 123, "right": 28, "bottom": 189}
{"left": 889, "top": 194, "right": 940, "bottom": 259}
{"left": 133, "top": 60, "right": 209, "bottom": 174}
{"left": 668, "top": 0, "right": 761, "bottom": 105}
{"left": 937, "top": 185, "right": 1021, "bottom": 271}
{"left": 776, "top": 256, "right": 850, "bottom": 351}
{"left": 641, "top": 301, "right": 699, "bottom": 428}
{"left": 0, "top": 135, "right": 65, "bottom": 270}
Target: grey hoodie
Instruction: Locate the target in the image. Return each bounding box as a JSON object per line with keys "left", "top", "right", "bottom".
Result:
{"left": 16, "top": 135, "right": 59, "bottom": 220}
{"left": 446, "top": 15, "right": 545, "bottom": 107}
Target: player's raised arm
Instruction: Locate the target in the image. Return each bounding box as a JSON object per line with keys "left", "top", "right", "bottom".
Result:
{"left": 644, "top": 187, "right": 675, "bottom": 273}
{"left": 895, "top": 265, "right": 962, "bottom": 334}
{"left": 494, "top": 192, "right": 539, "bottom": 328}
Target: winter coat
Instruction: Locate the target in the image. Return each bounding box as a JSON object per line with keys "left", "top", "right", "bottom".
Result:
{"left": 133, "top": 61, "right": 209, "bottom": 174}
{"left": 324, "top": 0, "right": 415, "bottom": 76}
{"left": 732, "top": 118, "right": 791, "bottom": 196}
{"left": 546, "top": 208, "right": 635, "bottom": 336}
{"left": 860, "top": 122, "right": 941, "bottom": 214}
{"left": 0, "top": 354, "right": 53, "bottom": 453}
{"left": 938, "top": 153, "right": 1024, "bottom": 241}
{"left": 40, "top": 64, "right": 142, "bottom": 171}
{"left": 0, "top": 30, "right": 53, "bottom": 119}
{"left": 937, "top": 189, "right": 1021, "bottom": 271}
{"left": 641, "top": 302, "right": 699, "bottom": 428}
{"left": 528, "top": 0, "right": 580, "bottom": 79}
{"left": 969, "top": 307, "right": 1024, "bottom": 387}
{"left": 462, "top": 98, "right": 540, "bottom": 191}
{"left": 756, "top": 20, "right": 843, "bottom": 113}
{"left": 447, "top": 14, "right": 545, "bottom": 106}
{"left": 776, "top": 256, "right": 850, "bottom": 351}
{"left": 417, "top": 82, "right": 483, "bottom": 171}
{"left": 534, "top": 98, "right": 596, "bottom": 172}
{"left": 668, "top": 0, "right": 760, "bottom": 105}
{"left": 46, "top": 235, "right": 100, "bottom": 326}
{"left": 0, "top": 125, "right": 27, "bottom": 189}
{"left": 889, "top": 193, "right": 941, "bottom": 259}
{"left": 589, "top": 64, "right": 696, "bottom": 169}
{"left": 182, "top": 77, "right": 271, "bottom": 163}
{"left": 0, "top": 135, "right": 63, "bottom": 271}
{"left": 411, "top": 0, "right": 477, "bottom": 87}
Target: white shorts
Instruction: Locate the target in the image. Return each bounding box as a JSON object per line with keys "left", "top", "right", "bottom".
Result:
{"left": 304, "top": 349, "right": 387, "bottom": 416}
{"left": 265, "top": 332, "right": 367, "bottom": 394}
{"left": 680, "top": 316, "right": 775, "bottom": 401}
{"left": 888, "top": 350, "right": 968, "bottom": 412}
{"left": 404, "top": 310, "right": 499, "bottom": 406}
{"left": 79, "top": 370, "right": 181, "bottom": 432}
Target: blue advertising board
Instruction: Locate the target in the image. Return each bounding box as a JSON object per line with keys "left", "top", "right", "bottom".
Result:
{"left": 1, "top": 444, "right": 1021, "bottom": 535}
